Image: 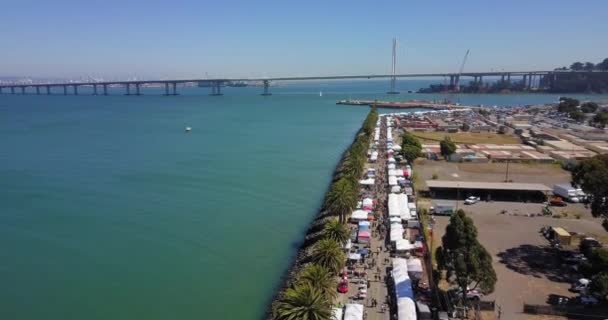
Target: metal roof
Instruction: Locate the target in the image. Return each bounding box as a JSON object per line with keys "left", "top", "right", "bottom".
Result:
{"left": 425, "top": 180, "right": 552, "bottom": 192}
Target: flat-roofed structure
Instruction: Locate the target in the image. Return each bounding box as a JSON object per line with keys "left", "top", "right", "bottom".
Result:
{"left": 426, "top": 180, "right": 551, "bottom": 202}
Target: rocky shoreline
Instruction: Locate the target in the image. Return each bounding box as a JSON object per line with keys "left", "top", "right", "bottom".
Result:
{"left": 263, "top": 116, "right": 373, "bottom": 319}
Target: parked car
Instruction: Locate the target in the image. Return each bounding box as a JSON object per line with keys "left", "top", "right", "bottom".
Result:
{"left": 579, "top": 294, "right": 599, "bottom": 306}
{"left": 549, "top": 196, "right": 567, "bottom": 207}
{"left": 464, "top": 196, "right": 480, "bottom": 205}
{"left": 337, "top": 280, "right": 348, "bottom": 293}
{"left": 453, "top": 288, "right": 484, "bottom": 301}
{"left": 571, "top": 278, "right": 591, "bottom": 293}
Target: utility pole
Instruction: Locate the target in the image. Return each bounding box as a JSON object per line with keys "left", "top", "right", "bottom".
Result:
{"left": 504, "top": 160, "right": 510, "bottom": 182}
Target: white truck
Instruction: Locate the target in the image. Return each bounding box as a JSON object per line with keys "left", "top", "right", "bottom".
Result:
{"left": 553, "top": 184, "right": 583, "bottom": 203}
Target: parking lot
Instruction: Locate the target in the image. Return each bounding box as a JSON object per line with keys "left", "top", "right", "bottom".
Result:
{"left": 430, "top": 201, "right": 606, "bottom": 320}
{"left": 415, "top": 159, "right": 595, "bottom": 219}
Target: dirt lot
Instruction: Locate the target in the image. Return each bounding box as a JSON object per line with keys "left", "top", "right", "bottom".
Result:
{"left": 415, "top": 159, "right": 570, "bottom": 188}
{"left": 430, "top": 202, "right": 606, "bottom": 320}
{"left": 410, "top": 131, "right": 521, "bottom": 144}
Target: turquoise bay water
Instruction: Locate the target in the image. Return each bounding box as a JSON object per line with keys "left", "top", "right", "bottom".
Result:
{"left": 1, "top": 80, "right": 607, "bottom": 319}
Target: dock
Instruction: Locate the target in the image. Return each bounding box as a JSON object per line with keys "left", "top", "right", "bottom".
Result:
{"left": 336, "top": 99, "right": 463, "bottom": 110}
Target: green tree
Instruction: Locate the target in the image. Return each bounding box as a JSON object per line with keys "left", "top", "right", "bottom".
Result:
{"left": 325, "top": 178, "right": 357, "bottom": 223}
{"left": 436, "top": 210, "right": 497, "bottom": 304}
{"left": 401, "top": 132, "right": 422, "bottom": 150}
{"left": 570, "top": 62, "right": 584, "bottom": 71}
{"left": 590, "top": 112, "right": 608, "bottom": 128}
{"left": 323, "top": 219, "right": 350, "bottom": 244}
{"left": 274, "top": 283, "right": 332, "bottom": 320}
{"left": 402, "top": 144, "right": 421, "bottom": 164}
{"left": 584, "top": 62, "right": 595, "bottom": 71}
{"left": 590, "top": 272, "right": 608, "bottom": 302}
{"left": 579, "top": 248, "right": 608, "bottom": 277}
{"left": 297, "top": 264, "right": 337, "bottom": 301}
{"left": 596, "top": 58, "right": 608, "bottom": 71}
{"left": 580, "top": 102, "right": 599, "bottom": 113}
{"left": 557, "top": 97, "right": 579, "bottom": 113}
{"left": 310, "top": 238, "right": 346, "bottom": 274}
{"left": 572, "top": 155, "right": 608, "bottom": 228}
{"left": 569, "top": 110, "right": 585, "bottom": 122}
{"left": 440, "top": 136, "right": 457, "bottom": 159}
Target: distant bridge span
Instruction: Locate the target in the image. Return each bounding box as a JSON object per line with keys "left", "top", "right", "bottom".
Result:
{"left": 0, "top": 70, "right": 604, "bottom": 96}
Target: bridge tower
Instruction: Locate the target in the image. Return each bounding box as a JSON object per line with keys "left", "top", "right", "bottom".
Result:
{"left": 387, "top": 38, "right": 399, "bottom": 94}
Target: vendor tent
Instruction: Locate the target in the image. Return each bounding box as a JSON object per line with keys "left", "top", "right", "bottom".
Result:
{"left": 388, "top": 163, "right": 396, "bottom": 169}
{"left": 391, "top": 186, "right": 402, "bottom": 193}
{"left": 388, "top": 176, "right": 398, "bottom": 186}
{"left": 351, "top": 210, "right": 368, "bottom": 221}
{"left": 332, "top": 307, "right": 343, "bottom": 320}
{"left": 407, "top": 258, "right": 423, "bottom": 280}
{"left": 348, "top": 253, "right": 362, "bottom": 261}
{"left": 397, "top": 297, "right": 416, "bottom": 320}
{"left": 344, "top": 304, "right": 364, "bottom": 320}
{"left": 359, "top": 178, "right": 375, "bottom": 185}
{"left": 395, "top": 239, "right": 415, "bottom": 252}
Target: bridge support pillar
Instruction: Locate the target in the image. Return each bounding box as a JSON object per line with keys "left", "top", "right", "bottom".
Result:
{"left": 21, "top": 87, "right": 25, "bottom": 95}
{"left": 454, "top": 75, "right": 461, "bottom": 92}
{"left": 528, "top": 73, "right": 534, "bottom": 89}
{"left": 501, "top": 74, "right": 505, "bottom": 82}
{"left": 261, "top": 80, "right": 272, "bottom": 96}
{"left": 103, "top": 84, "right": 108, "bottom": 95}
{"left": 0, "top": 87, "right": 2, "bottom": 94}
{"left": 163, "top": 83, "right": 169, "bottom": 96}
{"left": 73, "top": 85, "right": 78, "bottom": 95}
{"left": 36, "top": 86, "right": 40, "bottom": 95}
{"left": 63, "top": 85, "right": 67, "bottom": 95}
{"left": 478, "top": 76, "right": 483, "bottom": 85}
{"left": 125, "top": 84, "right": 131, "bottom": 95}
{"left": 522, "top": 75, "right": 527, "bottom": 89}
{"left": 11, "top": 87, "right": 15, "bottom": 94}
{"left": 507, "top": 74, "right": 511, "bottom": 83}
{"left": 449, "top": 75, "right": 455, "bottom": 87}
{"left": 46, "top": 85, "right": 51, "bottom": 95}
{"left": 135, "top": 83, "right": 141, "bottom": 95}
{"left": 210, "top": 81, "right": 223, "bottom": 96}
{"left": 93, "top": 84, "right": 98, "bottom": 95}
{"left": 172, "top": 82, "right": 178, "bottom": 95}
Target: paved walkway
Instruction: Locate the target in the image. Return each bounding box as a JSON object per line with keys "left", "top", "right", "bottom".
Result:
{"left": 337, "top": 115, "right": 392, "bottom": 320}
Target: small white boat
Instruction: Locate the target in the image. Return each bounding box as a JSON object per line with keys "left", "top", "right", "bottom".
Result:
{"left": 319, "top": 91, "right": 323, "bottom": 97}
{"left": 185, "top": 126, "right": 192, "bottom": 132}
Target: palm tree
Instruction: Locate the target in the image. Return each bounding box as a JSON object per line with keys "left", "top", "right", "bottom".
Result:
{"left": 311, "top": 238, "right": 346, "bottom": 274}
{"left": 297, "top": 264, "right": 337, "bottom": 300}
{"left": 325, "top": 178, "right": 357, "bottom": 223}
{"left": 274, "top": 283, "right": 332, "bottom": 320}
{"left": 323, "top": 219, "right": 350, "bottom": 244}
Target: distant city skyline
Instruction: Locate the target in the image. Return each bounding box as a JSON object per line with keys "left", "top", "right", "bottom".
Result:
{"left": 1, "top": 0, "right": 607, "bottom": 79}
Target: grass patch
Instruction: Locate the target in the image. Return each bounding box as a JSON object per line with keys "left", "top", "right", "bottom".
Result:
{"left": 410, "top": 131, "right": 521, "bottom": 145}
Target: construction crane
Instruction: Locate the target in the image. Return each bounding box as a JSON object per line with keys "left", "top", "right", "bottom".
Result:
{"left": 454, "top": 49, "right": 470, "bottom": 92}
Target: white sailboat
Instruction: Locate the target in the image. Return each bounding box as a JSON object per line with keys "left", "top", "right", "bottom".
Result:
{"left": 319, "top": 91, "right": 323, "bottom": 97}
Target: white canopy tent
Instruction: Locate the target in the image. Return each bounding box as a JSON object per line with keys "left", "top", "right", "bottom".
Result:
{"left": 388, "top": 176, "right": 398, "bottom": 186}
{"left": 397, "top": 297, "right": 416, "bottom": 320}
{"left": 362, "top": 198, "right": 374, "bottom": 206}
{"left": 351, "top": 210, "right": 369, "bottom": 221}
{"left": 332, "top": 307, "right": 344, "bottom": 320}
{"left": 391, "top": 186, "right": 402, "bottom": 193}
{"left": 407, "top": 258, "right": 424, "bottom": 280}
{"left": 395, "top": 239, "right": 415, "bottom": 252}
{"left": 388, "top": 157, "right": 396, "bottom": 163}
{"left": 344, "top": 303, "right": 364, "bottom": 320}
{"left": 388, "top": 163, "right": 396, "bottom": 169}
{"left": 348, "top": 253, "right": 362, "bottom": 261}
{"left": 359, "top": 178, "right": 375, "bottom": 185}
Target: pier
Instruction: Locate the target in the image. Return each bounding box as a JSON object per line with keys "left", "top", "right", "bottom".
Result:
{"left": 336, "top": 99, "right": 465, "bottom": 110}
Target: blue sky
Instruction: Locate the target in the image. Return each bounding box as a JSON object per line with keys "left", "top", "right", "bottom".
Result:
{"left": 1, "top": 0, "right": 606, "bottom": 79}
